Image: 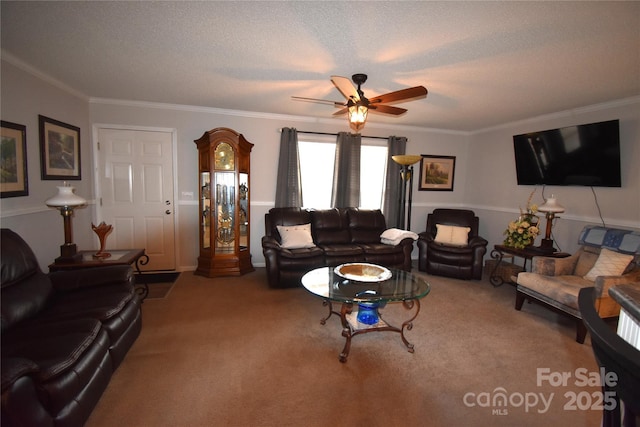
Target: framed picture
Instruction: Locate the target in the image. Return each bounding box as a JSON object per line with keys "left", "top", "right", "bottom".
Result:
{"left": 39, "top": 115, "right": 81, "bottom": 180}
{"left": 419, "top": 155, "right": 456, "bottom": 191}
{"left": 1, "top": 120, "right": 29, "bottom": 198}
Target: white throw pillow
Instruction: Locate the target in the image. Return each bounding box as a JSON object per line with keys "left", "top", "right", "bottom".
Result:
{"left": 277, "top": 224, "right": 315, "bottom": 249}
{"left": 434, "top": 224, "right": 471, "bottom": 246}
{"left": 583, "top": 248, "right": 633, "bottom": 281}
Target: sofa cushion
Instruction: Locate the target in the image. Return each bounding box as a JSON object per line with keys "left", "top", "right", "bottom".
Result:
{"left": 36, "top": 283, "right": 137, "bottom": 345}
{"left": 276, "top": 223, "right": 315, "bottom": 249}
{"left": 1, "top": 229, "right": 54, "bottom": 331}
{"left": 517, "top": 272, "right": 593, "bottom": 311}
{"left": 579, "top": 225, "right": 640, "bottom": 254}
{"left": 43, "top": 283, "right": 134, "bottom": 322}
{"left": 584, "top": 248, "right": 634, "bottom": 281}
{"left": 7, "top": 321, "right": 112, "bottom": 417}
{"left": 265, "top": 208, "right": 313, "bottom": 240}
{"left": 278, "top": 246, "right": 325, "bottom": 259}
{"left": 319, "top": 243, "right": 363, "bottom": 257}
{"left": 347, "top": 209, "right": 387, "bottom": 244}
{"left": 574, "top": 248, "right": 599, "bottom": 277}
{"left": 434, "top": 224, "right": 470, "bottom": 246}
{"left": 358, "top": 242, "right": 403, "bottom": 255}
{"left": 2, "top": 318, "right": 102, "bottom": 382}
{"left": 1, "top": 272, "right": 53, "bottom": 332}
{"left": 311, "top": 209, "right": 351, "bottom": 245}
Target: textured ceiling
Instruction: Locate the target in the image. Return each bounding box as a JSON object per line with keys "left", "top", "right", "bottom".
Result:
{"left": 2, "top": 1, "right": 639, "bottom": 132}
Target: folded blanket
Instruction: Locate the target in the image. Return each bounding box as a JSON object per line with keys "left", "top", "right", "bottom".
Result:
{"left": 380, "top": 228, "right": 419, "bottom": 246}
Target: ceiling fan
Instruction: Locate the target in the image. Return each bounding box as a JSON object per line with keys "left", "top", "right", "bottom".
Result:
{"left": 292, "top": 74, "right": 428, "bottom": 132}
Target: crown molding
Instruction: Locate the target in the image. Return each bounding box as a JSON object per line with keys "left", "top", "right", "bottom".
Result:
{"left": 1, "top": 49, "right": 88, "bottom": 101}
{"left": 5, "top": 49, "right": 635, "bottom": 136}
{"left": 89, "top": 97, "right": 471, "bottom": 136}
{"left": 473, "top": 95, "right": 640, "bottom": 135}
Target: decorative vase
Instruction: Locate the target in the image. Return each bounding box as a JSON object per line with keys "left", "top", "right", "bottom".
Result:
{"left": 92, "top": 222, "right": 113, "bottom": 258}
{"left": 357, "top": 302, "right": 380, "bottom": 325}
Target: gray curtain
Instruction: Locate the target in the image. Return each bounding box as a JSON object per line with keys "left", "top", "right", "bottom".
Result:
{"left": 383, "top": 136, "right": 407, "bottom": 228}
{"left": 331, "top": 132, "right": 361, "bottom": 208}
{"left": 274, "top": 127, "right": 302, "bottom": 207}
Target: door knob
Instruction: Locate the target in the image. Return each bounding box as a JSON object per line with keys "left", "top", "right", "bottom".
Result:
{"left": 165, "top": 210, "right": 171, "bottom": 215}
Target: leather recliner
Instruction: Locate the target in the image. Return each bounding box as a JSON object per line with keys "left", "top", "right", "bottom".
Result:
{"left": 417, "top": 209, "right": 488, "bottom": 280}
{"left": 1, "top": 229, "right": 142, "bottom": 427}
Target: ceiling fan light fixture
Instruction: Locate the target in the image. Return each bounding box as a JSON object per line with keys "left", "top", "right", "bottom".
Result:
{"left": 348, "top": 104, "right": 368, "bottom": 132}
{"left": 293, "top": 73, "right": 426, "bottom": 131}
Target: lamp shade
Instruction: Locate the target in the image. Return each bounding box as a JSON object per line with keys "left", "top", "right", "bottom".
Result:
{"left": 348, "top": 104, "right": 368, "bottom": 132}
{"left": 538, "top": 195, "right": 565, "bottom": 213}
{"left": 392, "top": 155, "right": 422, "bottom": 166}
{"left": 46, "top": 185, "right": 87, "bottom": 208}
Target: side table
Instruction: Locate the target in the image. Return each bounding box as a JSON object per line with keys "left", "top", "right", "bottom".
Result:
{"left": 489, "top": 244, "right": 570, "bottom": 287}
{"left": 49, "top": 249, "right": 150, "bottom": 299}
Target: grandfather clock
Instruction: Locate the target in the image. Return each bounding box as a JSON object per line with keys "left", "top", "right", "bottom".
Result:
{"left": 194, "top": 127, "right": 254, "bottom": 277}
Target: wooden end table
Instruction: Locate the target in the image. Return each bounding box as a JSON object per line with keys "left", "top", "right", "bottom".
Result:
{"left": 49, "top": 249, "right": 150, "bottom": 299}
{"left": 489, "top": 244, "right": 570, "bottom": 287}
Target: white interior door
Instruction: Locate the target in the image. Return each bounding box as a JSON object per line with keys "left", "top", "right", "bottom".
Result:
{"left": 97, "top": 128, "right": 175, "bottom": 271}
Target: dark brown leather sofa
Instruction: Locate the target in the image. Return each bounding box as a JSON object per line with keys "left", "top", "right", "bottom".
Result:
{"left": 417, "top": 209, "right": 488, "bottom": 280}
{"left": 1, "top": 229, "right": 142, "bottom": 427}
{"left": 262, "top": 207, "right": 414, "bottom": 288}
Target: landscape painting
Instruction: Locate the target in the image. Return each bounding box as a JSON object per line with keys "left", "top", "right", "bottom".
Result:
{"left": 1, "top": 120, "right": 28, "bottom": 198}
{"left": 419, "top": 155, "right": 456, "bottom": 191}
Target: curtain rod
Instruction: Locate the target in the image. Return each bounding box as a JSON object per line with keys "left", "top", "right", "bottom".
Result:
{"left": 280, "top": 129, "right": 390, "bottom": 141}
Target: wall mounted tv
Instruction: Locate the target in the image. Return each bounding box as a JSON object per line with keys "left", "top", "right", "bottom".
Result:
{"left": 513, "top": 119, "right": 621, "bottom": 187}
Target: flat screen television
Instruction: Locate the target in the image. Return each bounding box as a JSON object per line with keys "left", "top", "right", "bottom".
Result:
{"left": 513, "top": 119, "right": 621, "bottom": 187}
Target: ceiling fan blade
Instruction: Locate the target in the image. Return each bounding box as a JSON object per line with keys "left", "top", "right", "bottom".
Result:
{"left": 369, "top": 104, "right": 407, "bottom": 116}
{"left": 291, "top": 96, "right": 345, "bottom": 108}
{"left": 330, "top": 75, "right": 359, "bottom": 101}
{"left": 369, "top": 86, "right": 428, "bottom": 105}
{"left": 332, "top": 107, "right": 349, "bottom": 116}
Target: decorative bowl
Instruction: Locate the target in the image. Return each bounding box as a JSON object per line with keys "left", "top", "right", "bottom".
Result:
{"left": 334, "top": 263, "right": 392, "bottom": 282}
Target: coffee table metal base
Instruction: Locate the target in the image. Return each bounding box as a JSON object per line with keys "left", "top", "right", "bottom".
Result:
{"left": 320, "top": 299, "right": 420, "bottom": 363}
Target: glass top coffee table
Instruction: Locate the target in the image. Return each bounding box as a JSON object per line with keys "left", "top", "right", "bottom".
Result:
{"left": 301, "top": 263, "right": 431, "bottom": 362}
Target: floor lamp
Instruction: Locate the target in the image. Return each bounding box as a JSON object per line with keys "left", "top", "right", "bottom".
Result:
{"left": 46, "top": 183, "right": 87, "bottom": 263}
{"left": 536, "top": 195, "right": 565, "bottom": 254}
{"left": 392, "top": 155, "right": 422, "bottom": 230}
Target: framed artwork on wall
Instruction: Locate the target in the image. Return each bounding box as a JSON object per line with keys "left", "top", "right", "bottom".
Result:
{"left": 39, "top": 115, "right": 81, "bottom": 180}
{"left": 1, "top": 120, "right": 29, "bottom": 198}
{"left": 419, "top": 155, "right": 456, "bottom": 191}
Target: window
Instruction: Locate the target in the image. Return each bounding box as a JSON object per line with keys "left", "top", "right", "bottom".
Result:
{"left": 298, "top": 137, "right": 388, "bottom": 209}
{"left": 360, "top": 144, "right": 388, "bottom": 209}
{"left": 298, "top": 140, "right": 334, "bottom": 209}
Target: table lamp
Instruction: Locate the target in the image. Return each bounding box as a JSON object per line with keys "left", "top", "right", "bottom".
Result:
{"left": 537, "top": 195, "right": 565, "bottom": 253}
{"left": 391, "top": 155, "right": 423, "bottom": 230}
{"left": 46, "top": 183, "right": 87, "bottom": 263}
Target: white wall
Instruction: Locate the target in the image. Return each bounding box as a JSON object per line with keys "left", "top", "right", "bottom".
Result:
{"left": 88, "top": 100, "right": 470, "bottom": 270}
{"left": 3, "top": 57, "right": 638, "bottom": 271}
{"left": 466, "top": 98, "right": 640, "bottom": 256}
{"left": 1, "top": 59, "right": 95, "bottom": 269}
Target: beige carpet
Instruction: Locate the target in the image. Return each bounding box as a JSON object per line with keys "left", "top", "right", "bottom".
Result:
{"left": 87, "top": 266, "right": 603, "bottom": 427}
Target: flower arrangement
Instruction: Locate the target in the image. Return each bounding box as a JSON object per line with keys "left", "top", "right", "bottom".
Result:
{"left": 503, "top": 190, "right": 540, "bottom": 249}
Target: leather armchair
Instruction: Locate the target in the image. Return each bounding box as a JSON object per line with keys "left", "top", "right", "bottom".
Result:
{"left": 417, "top": 209, "right": 488, "bottom": 280}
